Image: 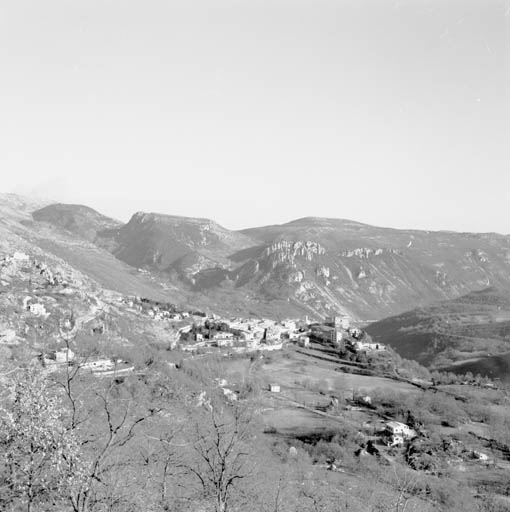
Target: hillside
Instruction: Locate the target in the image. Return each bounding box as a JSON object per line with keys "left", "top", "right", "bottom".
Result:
{"left": 98, "top": 212, "right": 256, "bottom": 271}
{"left": 24, "top": 202, "right": 510, "bottom": 322}
{"left": 366, "top": 287, "right": 510, "bottom": 379}
{"left": 33, "top": 203, "right": 121, "bottom": 243}
{"left": 0, "top": 197, "right": 187, "bottom": 306}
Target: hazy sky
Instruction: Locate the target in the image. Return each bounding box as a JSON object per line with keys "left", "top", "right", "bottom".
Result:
{"left": 0, "top": 0, "right": 508, "bottom": 232}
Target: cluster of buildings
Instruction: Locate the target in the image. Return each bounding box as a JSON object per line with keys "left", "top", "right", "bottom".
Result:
{"left": 123, "top": 296, "right": 194, "bottom": 321}
{"left": 299, "top": 315, "right": 386, "bottom": 355}
{"left": 174, "top": 316, "right": 305, "bottom": 354}
{"left": 131, "top": 307, "right": 388, "bottom": 358}
{"left": 40, "top": 347, "right": 134, "bottom": 377}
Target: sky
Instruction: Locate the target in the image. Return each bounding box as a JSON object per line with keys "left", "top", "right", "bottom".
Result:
{"left": 0, "top": 0, "right": 509, "bottom": 233}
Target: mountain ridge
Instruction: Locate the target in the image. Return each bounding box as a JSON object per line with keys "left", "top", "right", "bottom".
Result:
{"left": 9, "top": 196, "right": 510, "bottom": 322}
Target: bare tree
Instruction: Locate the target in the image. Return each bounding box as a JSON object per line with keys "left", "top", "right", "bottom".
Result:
{"left": 69, "top": 382, "right": 152, "bottom": 512}
{"left": 183, "top": 403, "right": 253, "bottom": 512}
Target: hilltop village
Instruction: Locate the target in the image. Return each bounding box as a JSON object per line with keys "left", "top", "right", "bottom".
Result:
{"left": 123, "top": 293, "right": 385, "bottom": 356}
{"left": 0, "top": 250, "right": 383, "bottom": 373}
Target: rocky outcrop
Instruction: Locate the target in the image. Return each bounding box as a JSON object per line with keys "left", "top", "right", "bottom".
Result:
{"left": 340, "top": 248, "right": 402, "bottom": 258}
{"left": 264, "top": 241, "right": 326, "bottom": 268}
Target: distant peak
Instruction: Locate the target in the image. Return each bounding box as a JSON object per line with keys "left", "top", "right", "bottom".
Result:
{"left": 284, "top": 216, "right": 368, "bottom": 228}
{"left": 39, "top": 203, "right": 100, "bottom": 214}
{"left": 129, "top": 211, "right": 216, "bottom": 227}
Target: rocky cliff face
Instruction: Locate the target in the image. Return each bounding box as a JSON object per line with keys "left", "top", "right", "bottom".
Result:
{"left": 264, "top": 240, "right": 326, "bottom": 267}
{"left": 231, "top": 218, "right": 510, "bottom": 320}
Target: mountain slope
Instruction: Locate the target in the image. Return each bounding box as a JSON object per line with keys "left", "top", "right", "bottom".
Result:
{"left": 20, "top": 199, "right": 510, "bottom": 322}
{"left": 0, "top": 196, "right": 186, "bottom": 306}
{"left": 234, "top": 217, "right": 510, "bottom": 320}
{"left": 98, "top": 212, "right": 257, "bottom": 272}
{"left": 33, "top": 203, "right": 121, "bottom": 243}
{"left": 365, "top": 287, "right": 510, "bottom": 378}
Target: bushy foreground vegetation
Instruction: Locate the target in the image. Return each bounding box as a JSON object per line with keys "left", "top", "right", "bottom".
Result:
{"left": 1, "top": 342, "right": 510, "bottom": 512}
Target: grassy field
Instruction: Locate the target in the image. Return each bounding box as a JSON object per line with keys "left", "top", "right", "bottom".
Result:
{"left": 245, "top": 345, "right": 422, "bottom": 439}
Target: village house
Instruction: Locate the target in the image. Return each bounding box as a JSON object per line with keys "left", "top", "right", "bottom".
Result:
{"left": 12, "top": 252, "right": 30, "bottom": 263}
{"left": 385, "top": 421, "right": 417, "bottom": 447}
{"left": 352, "top": 340, "right": 386, "bottom": 352}
{"left": 385, "top": 421, "right": 416, "bottom": 437}
{"left": 55, "top": 347, "right": 75, "bottom": 364}
{"left": 298, "top": 335, "right": 310, "bottom": 348}
{"left": 223, "top": 388, "right": 237, "bottom": 401}
{"left": 259, "top": 341, "right": 283, "bottom": 352}
{"left": 216, "top": 338, "right": 234, "bottom": 348}
{"left": 354, "top": 394, "right": 372, "bottom": 406}
{"left": 471, "top": 451, "right": 490, "bottom": 463}
{"left": 211, "top": 331, "right": 234, "bottom": 341}
{"left": 0, "top": 329, "right": 18, "bottom": 345}
{"left": 269, "top": 384, "right": 281, "bottom": 393}
{"left": 264, "top": 325, "right": 284, "bottom": 341}
{"left": 179, "top": 325, "right": 193, "bottom": 335}
{"left": 236, "top": 329, "right": 255, "bottom": 341}
{"left": 349, "top": 327, "right": 363, "bottom": 339}
{"left": 80, "top": 359, "right": 116, "bottom": 372}
{"left": 282, "top": 320, "right": 297, "bottom": 332}
{"left": 252, "top": 328, "right": 265, "bottom": 340}
{"left": 29, "top": 303, "right": 48, "bottom": 317}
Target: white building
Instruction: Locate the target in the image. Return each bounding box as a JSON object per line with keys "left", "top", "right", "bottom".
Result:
{"left": 385, "top": 421, "right": 417, "bottom": 448}
{"left": 260, "top": 342, "right": 283, "bottom": 352}
{"left": 237, "top": 330, "right": 255, "bottom": 341}
{"left": 29, "top": 303, "right": 48, "bottom": 317}
{"left": 216, "top": 338, "right": 234, "bottom": 347}
{"left": 80, "top": 359, "right": 116, "bottom": 372}
{"left": 13, "top": 252, "right": 30, "bottom": 262}
{"left": 55, "top": 348, "right": 75, "bottom": 363}
{"left": 385, "top": 421, "right": 416, "bottom": 441}
{"left": 350, "top": 327, "right": 363, "bottom": 339}
{"left": 223, "top": 388, "right": 238, "bottom": 402}
{"left": 282, "top": 320, "right": 297, "bottom": 332}
{"left": 353, "top": 341, "right": 386, "bottom": 352}
{"left": 212, "top": 332, "right": 234, "bottom": 340}
{"left": 472, "top": 451, "right": 489, "bottom": 462}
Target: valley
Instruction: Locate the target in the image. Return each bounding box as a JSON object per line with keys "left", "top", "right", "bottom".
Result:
{"left": 366, "top": 287, "right": 510, "bottom": 380}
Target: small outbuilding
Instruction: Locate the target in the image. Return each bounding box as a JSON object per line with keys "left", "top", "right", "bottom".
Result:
{"left": 55, "top": 348, "right": 75, "bottom": 364}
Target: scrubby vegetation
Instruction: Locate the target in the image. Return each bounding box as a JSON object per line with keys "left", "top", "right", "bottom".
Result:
{"left": 2, "top": 329, "right": 510, "bottom": 512}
